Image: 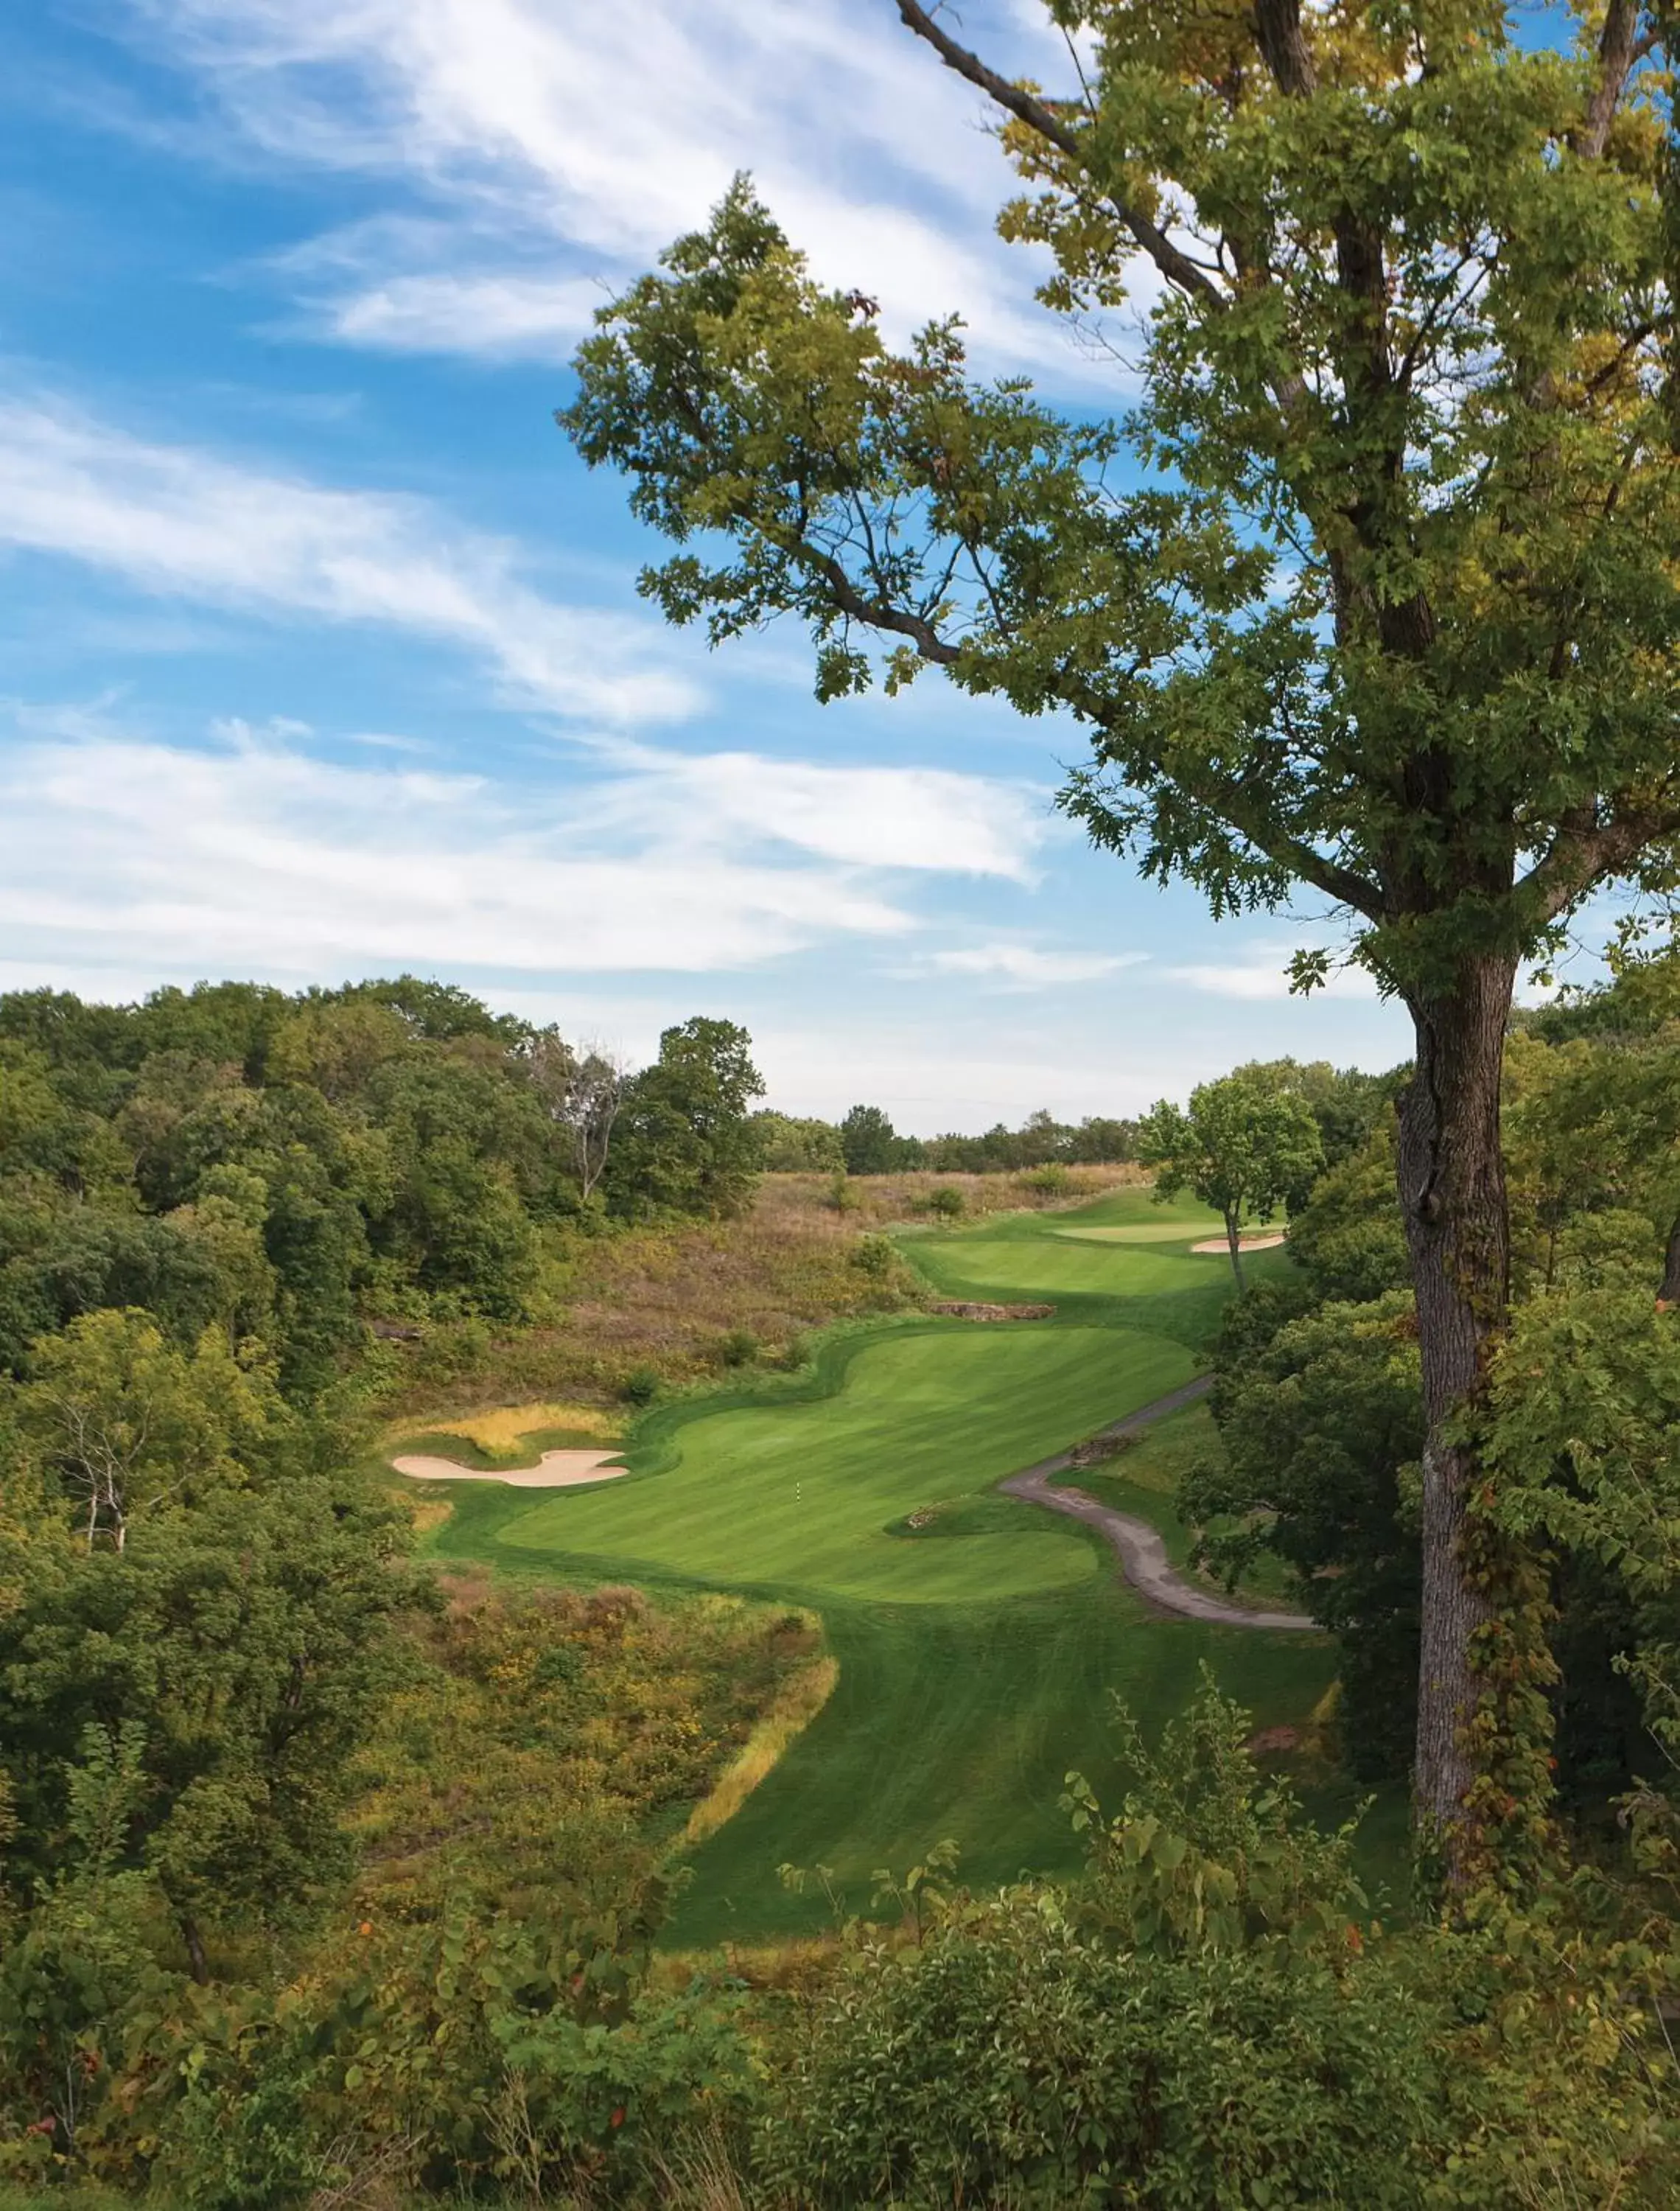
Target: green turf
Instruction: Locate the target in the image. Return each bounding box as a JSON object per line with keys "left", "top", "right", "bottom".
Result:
{"left": 417, "top": 1183, "right": 1342, "bottom": 1938}
{"left": 500, "top": 1323, "right": 1194, "bottom": 1604}
{"left": 1051, "top": 1220, "right": 1231, "bottom": 1243}
{"left": 899, "top": 1184, "right": 1289, "bottom": 1338}
{"left": 672, "top": 1590, "right": 1334, "bottom": 1941}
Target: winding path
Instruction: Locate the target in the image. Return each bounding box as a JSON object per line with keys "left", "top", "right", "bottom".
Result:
{"left": 998, "top": 1377, "right": 1316, "bottom": 1631}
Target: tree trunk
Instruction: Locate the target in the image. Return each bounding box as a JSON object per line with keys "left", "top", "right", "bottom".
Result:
{"left": 1225, "top": 1210, "right": 1245, "bottom": 1289}
{"left": 1396, "top": 953, "right": 1517, "bottom": 1859}
{"left": 180, "top": 1910, "right": 209, "bottom": 1985}
{"left": 1659, "top": 1209, "right": 1680, "bottom": 1304}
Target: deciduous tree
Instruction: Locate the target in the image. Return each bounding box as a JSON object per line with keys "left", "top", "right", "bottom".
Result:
{"left": 609, "top": 1018, "right": 765, "bottom": 1218}
{"left": 563, "top": 2, "right": 1680, "bottom": 1863}
{"left": 839, "top": 1103, "right": 899, "bottom": 1176}
{"left": 19, "top": 1310, "right": 278, "bottom": 1552}
{"left": 1139, "top": 1074, "right": 1323, "bottom": 1285}
{"left": 526, "top": 1030, "right": 627, "bottom": 1200}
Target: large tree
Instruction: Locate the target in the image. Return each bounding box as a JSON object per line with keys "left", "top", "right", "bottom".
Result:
{"left": 608, "top": 1016, "right": 766, "bottom": 1218}
{"left": 562, "top": 3, "right": 1680, "bottom": 1866}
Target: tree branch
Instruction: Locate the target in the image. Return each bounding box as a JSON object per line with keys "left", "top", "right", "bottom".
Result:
{"left": 1578, "top": 0, "right": 1643, "bottom": 161}
{"left": 1526, "top": 802, "right": 1680, "bottom": 921}
{"left": 1253, "top": 0, "right": 1317, "bottom": 98}
{"left": 893, "top": 1, "right": 1226, "bottom": 308}
{"left": 788, "top": 533, "right": 961, "bottom": 663}
{"left": 786, "top": 515, "right": 1388, "bottom": 921}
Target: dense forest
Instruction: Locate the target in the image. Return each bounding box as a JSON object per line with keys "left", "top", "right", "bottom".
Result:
{"left": 4, "top": 963, "right": 1680, "bottom": 2204}
{"left": 0, "top": 979, "right": 780, "bottom": 1400}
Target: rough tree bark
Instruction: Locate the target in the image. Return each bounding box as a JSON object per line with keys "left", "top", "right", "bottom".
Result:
{"left": 1659, "top": 1212, "right": 1680, "bottom": 1305}
{"left": 1396, "top": 951, "right": 1518, "bottom": 1840}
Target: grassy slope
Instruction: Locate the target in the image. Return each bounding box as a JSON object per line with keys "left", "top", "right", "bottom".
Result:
{"left": 382, "top": 1167, "right": 1141, "bottom": 1417}
{"left": 419, "top": 1185, "right": 1339, "bottom": 1941}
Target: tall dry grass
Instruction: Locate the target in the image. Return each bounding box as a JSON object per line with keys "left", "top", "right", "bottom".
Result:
{"left": 760, "top": 1161, "right": 1144, "bottom": 1234}
{"left": 685, "top": 1628, "right": 838, "bottom": 1846}
{"left": 392, "top": 1400, "right": 623, "bottom": 1450}
{"left": 378, "top": 1164, "right": 1144, "bottom": 1420}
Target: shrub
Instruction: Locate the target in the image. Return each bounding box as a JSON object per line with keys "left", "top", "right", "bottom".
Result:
{"left": 713, "top": 1326, "right": 760, "bottom": 1369}
{"left": 925, "top": 1185, "right": 965, "bottom": 1220}
{"left": 760, "top": 1899, "right": 1443, "bottom": 2207}
{"left": 1023, "top": 1162, "right": 1072, "bottom": 1196}
{"left": 850, "top": 1234, "right": 895, "bottom": 1278}
{"left": 620, "top": 1362, "right": 662, "bottom": 1406}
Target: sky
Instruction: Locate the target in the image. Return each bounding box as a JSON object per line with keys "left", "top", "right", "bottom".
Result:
{"left": 0, "top": 0, "right": 1423, "bottom": 1131}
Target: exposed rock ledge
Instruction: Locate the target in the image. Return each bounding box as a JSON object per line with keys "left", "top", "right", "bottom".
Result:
{"left": 927, "top": 1300, "right": 1055, "bottom": 1321}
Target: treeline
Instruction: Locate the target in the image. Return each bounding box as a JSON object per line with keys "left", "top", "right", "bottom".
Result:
{"left": 755, "top": 1101, "right": 1139, "bottom": 1175}
{"left": 0, "top": 978, "right": 766, "bottom": 1398}
{"left": 755, "top": 1058, "right": 1386, "bottom": 1180}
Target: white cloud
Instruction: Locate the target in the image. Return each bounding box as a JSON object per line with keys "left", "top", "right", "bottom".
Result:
{"left": 0, "top": 394, "right": 697, "bottom": 724}
{"left": 0, "top": 715, "right": 1048, "bottom": 983}
{"left": 756, "top": 1026, "right": 1163, "bottom": 1131}
{"left": 1169, "top": 953, "right": 1378, "bottom": 1002}
{"left": 114, "top": 0, "right": 1117, "bottom": 379}
{"left": 319, "top": 268, "right": 607, "bottom": 355}
{"left": 928, "top": 943, "right": 1146, "bottom": 985}
{"left": 580, "top": 747, "right": 1048, "bottom": 881}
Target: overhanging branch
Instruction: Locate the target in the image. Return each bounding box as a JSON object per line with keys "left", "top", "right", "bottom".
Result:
{"left": 1526, "top": 803, "right": 1680, "bottom": 921}
{"left": 893, "top": 1, "right": 1225, "bottom": 309}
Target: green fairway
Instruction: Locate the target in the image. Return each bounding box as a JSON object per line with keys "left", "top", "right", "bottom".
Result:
{"left": 412, "top": 1181, "right": 1335, "bottom": 1938}
{"left": 1052, "top": 1220, "right": 1232, "bottom": 1243}
{"left": 501, "top": 1323, "right": 1192, "bottom": 1603}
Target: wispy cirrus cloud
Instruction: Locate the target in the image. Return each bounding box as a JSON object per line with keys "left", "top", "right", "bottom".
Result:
{"left": 580, "top": 747, "right": 1051, "bottom": 882}
{"left": 106, "top": 0, "right": 1109, "bottom": 377}
{"left": 0, "top": 394, "right": 697, "bottom": 724}
{"left": 927, "top": 943, "right": 1144, "bottom": 985}
{"left": 0, "top": 708, "right": 1050, "bottom": 984}
{"left": 1169, "top": 949, "right": 1379, "bottom": 1002}
{"left": 315, "top": 266, "right": 611, "bottom": 357}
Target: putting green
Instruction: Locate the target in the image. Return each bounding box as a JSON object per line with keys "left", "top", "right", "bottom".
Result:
{"left": 417, "top": 1180, "right": 1334, "bottom": 1937}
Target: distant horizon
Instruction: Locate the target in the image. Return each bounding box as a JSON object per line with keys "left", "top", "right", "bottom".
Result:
{"left": 0, "top": 961, "right": 1428, "bottom": 1137}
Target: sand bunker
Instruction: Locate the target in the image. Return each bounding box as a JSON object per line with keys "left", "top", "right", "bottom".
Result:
{"left": 1189, "top": 1232, "right": 1287, "bottom": 1254}
{"left": 391, "top": 1448, "right": 630, "bottom": 1488}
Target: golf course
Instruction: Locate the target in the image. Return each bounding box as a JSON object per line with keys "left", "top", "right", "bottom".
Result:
{"left": 406, "top": 1184, "right": 1343, "bottom": 1941}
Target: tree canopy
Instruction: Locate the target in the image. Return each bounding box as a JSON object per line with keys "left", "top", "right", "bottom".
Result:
{"left": 1139, "top": 1072, "right": 1324, "bottom": 1283}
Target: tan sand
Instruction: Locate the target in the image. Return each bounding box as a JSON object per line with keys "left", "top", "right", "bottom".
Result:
{"left": 391, "top": 1448, "right": 630, "bottom": 1488}
{"left": 1189, "top": 1231, "right": 1287, "bottom": 1254}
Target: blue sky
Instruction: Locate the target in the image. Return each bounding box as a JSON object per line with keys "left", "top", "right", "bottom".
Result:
{"left": 0, "top": 0, "right": 1424, "bottom": 1130}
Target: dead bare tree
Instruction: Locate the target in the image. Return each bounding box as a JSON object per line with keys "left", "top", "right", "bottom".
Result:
{"left": 526, "top": 1029, "right": 628, "bottom": 1200}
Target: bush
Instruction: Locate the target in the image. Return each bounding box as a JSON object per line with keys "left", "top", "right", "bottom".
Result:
{"left": 760, "top": 1899, "right": 1443, "bottom": 2207}
{"left": 620, "top": 1362, "right": 662, "bottom": 1406}
{"left": 713, "top": 1326, "right": 760, "bottom": 1369}
{"left": 850, "top": 1234, "right": 895, "bottom": 1278}
{"left": 825, "top": 1169, "right": 860, "bottom": 1212}
{"left": 924, "top": 1185, "right": 965, "bottom": 1220}
{"left": 1023, "top": 1162, "right": 1072, "bottom": 1195}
